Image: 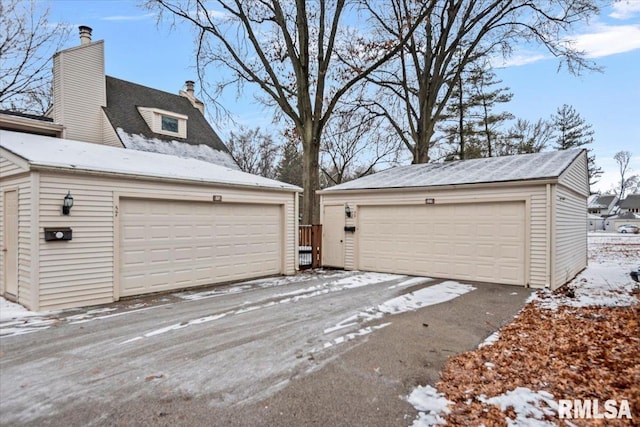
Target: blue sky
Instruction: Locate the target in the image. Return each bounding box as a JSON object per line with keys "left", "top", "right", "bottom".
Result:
{"left": 46, "top": 0, "right": 640, "bottom": 193}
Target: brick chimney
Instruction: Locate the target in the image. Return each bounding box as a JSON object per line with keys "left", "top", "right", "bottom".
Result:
{"left": 179, "top": 80, "right": 205, "bottom": 115}
{"left": 79, "top": 26, "right": 93, "bottom": 45}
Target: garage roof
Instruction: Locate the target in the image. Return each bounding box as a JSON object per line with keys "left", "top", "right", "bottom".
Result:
{"left": 0, "top": 130, "right": 300, "bottom": 191}
{"left": 322, "top": 149, "right": 584, "bottom": 191}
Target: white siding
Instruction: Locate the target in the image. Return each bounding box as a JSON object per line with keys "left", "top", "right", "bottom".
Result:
{"left": 554, "top": 151, "right": 588, "bottom": 289}
{"left": 553, "top": 185, "right": 587, "bottom": 288}
{"left": 102, "top": 111, "right": 124, "bottom": 147}
{"left": 37, "top": 171, "right": 297, "bottom": 311}
{"left": 1, "top": 154, "right": 28, "bottom": 177}
{"left": 322, "top": 183, "right": 550, "bottom": 288}
{"left": 52, "top": 41, "right": 106, "bottom": 145}
{"left": 558, "top": 151, "right": 589, "bottom": 197}
{"left": 0, "top": 175, "right": 33, "bottom": 309}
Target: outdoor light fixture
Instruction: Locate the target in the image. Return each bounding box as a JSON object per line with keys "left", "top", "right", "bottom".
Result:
{"left": 345, "top": 204, "right": 352, "bottom": 218}
{"left": 62, "top": 191, "right": 74, "bottom": 215}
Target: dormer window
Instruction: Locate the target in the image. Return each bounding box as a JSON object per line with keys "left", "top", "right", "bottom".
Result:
{"left": 161, "top": 115, "right": 179, "bottom": 133}
{"left": 138, "top": 107, "right": 187, "bottom": 138}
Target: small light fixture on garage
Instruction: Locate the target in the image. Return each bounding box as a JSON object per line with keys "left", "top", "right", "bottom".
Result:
{"left": 425, "top": 198, "right": 435, "bottom": 205}
{"left": 212, "top": 195, "right": 222, "bottom": 202}
{"left": 62, "top": 191, "right": 74, "bottom": 215}
{"left": 345, "top": 204, "right": 352, "bottom": 218}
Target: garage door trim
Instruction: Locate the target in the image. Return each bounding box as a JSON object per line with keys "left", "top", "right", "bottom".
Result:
{"left": 353, "top": 196, "right": 530, "bottom": 287}
{"left": 113, "top": 193, "right": 286, "bottom": 300}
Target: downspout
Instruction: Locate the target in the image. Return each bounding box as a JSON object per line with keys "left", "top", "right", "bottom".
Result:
{"left": 294, "top": 191, "right": 300, "bottom": 272}
{"left": 546, "top": 183, "right": 552, "bottom": 288}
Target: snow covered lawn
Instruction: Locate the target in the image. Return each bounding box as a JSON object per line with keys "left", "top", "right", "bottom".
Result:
{"left": 408, "top": 233, "right": 639, "bottom": 426}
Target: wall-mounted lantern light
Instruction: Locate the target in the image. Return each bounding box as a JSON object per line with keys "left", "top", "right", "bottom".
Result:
{"left": 345, "top": 204, "right": 352, "bottom": 218}
{"left": 62, "top": 191, "right": 74, "bottom": 215}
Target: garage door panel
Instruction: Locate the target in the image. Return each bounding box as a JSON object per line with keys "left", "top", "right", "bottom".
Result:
{"left": 119, "top": 199, "right": 282, "bottom": 297}
{"left": 358, "top": 202, "right": 525, "bottom": 286}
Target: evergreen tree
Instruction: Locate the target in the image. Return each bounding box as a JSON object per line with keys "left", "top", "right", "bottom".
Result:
{"left": 498, "top": 118, "right": 552, "bottom": 155}
{"left": 440, "top": 62, "right": 513, "bottom": 160}
{"left": 468, "top": 64, "right": 514, "bottom": 158}
{"left": 275, "top": 137, "right": 303, "bottom": 188}
{"left": 551, "top": 104, "right": 602, "bottom": 186}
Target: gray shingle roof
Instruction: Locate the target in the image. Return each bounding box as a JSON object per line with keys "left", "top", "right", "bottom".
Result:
{"left": 323, "top": 149, "right": 584, "bottom": 191}
{"left": 588, "top": 195, "right": 617, "bottom": 209}
{"left": 103, "top": 76, "right": 234, "bottom": 166}
{"left": 619, "top": 194, "right": 640, "bottom": 209}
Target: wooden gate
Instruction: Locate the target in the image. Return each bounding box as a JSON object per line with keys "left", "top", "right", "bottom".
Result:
{"left": 299, "top": 224, "right": 322, "bottom": 269}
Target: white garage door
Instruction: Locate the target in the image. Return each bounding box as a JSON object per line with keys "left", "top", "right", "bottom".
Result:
{"left": 358, "top": 202, "right": 525, "bottom": 285}
{"left": 119, "top": 198, "right": 282, "bottom": 297}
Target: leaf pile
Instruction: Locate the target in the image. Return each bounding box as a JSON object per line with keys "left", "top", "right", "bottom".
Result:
{"left": 437, "top": 302, "right": 639, "bottom": 426}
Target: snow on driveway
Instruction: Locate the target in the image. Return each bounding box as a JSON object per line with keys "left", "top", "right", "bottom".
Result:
{"left": 0, "top": 270, "right": 472, "bottom": 424}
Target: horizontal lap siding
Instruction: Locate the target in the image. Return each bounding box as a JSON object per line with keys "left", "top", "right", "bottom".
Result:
{"left": 39, "top": 178, "right": 114, "bottom": 310}
{"left": 38, "top": 172, "right": 296, "bottom": 311}
{"left": 554, "top": 186, "right": 587, "bottom": 288}
{"left": 555, "top": 154, "right": 588, "bottom": 289}
{"left": 322, "top": 184, "right": 549, "bottom": 288}
{"left": 1, "top": 156, "right": 27, "bottom": 177}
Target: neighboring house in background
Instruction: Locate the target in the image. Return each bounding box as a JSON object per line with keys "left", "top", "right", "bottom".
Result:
{"left": 586, "top": 194, "right": 640, "bottom": 232}
{"left": 47, "top": 25, "right": 237, "bottom": 169}
{"left": 618, "top": 194, "right": 640, "bottom": 214}
{"left": 587, "top": 194, "right": 618, "bottom": 217}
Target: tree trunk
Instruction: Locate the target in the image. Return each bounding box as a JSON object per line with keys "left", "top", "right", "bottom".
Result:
{"left": 301, "top": 125, "right": 321, "bottom": 225}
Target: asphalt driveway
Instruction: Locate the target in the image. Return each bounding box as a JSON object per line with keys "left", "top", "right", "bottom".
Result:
{"left": 0, "top": 270, "right": 533, "bottom": 426}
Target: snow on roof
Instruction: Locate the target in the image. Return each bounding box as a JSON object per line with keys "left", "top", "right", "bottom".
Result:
{"left": 0, "top": 130, "right": 301, "bottom": 191}
{"left": 117, "top": 129, "right": 239, "bottom": 170}
{"left": 323, "top": 149, "right": 584, "bottom": 192}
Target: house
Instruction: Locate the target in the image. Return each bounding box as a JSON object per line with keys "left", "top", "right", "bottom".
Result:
{"left": 0, "top": 130, "right": 300, "bottom": 311}
{"left": 0, "top": 26, "right": 301, "bottom": 311}
{"left": 618, "top": 194, "right": 640, "bottom": 214}
{"left": 319, "top": 149, "right": 589, "bottom": 290}
{"left": 48, "top": 25, "right": 237, "bottom": 168}
{"left": 587, "top": 194, "right": 618, "bottom": 217}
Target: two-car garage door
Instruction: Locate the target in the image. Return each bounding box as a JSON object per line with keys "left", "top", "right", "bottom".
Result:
{"left": 357, "top": 202, "right": 525, "bottom": 285}
{"left": 119, "top": 198, "right": 282, "bottom": 297}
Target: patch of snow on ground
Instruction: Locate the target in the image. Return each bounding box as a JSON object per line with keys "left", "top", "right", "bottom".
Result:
{"left": 407, "top": 385, "right": 453, "bottom": 426}
{"left": 480, "top": 388, "right": 557, "bottom": 427}
{"left": 0, "top": 297, "right": 40, "bottom": 321}
{"left": 530, "top": 234, "right": 639, "bottom": 309}
{"left": 321, "top": 281, "right": 475, "bottom": 350}
{"left": 478, "top": 331, "right": 500, "bottom": 348}
{"left": 378, "top": 281, "right": 475, "bottom": 314}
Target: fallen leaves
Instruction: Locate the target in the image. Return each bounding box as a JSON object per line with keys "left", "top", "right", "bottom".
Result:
{"left": 437, "top": 302, "right": 639, "bottom": 425}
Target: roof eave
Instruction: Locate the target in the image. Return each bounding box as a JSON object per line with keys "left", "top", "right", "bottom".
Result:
{"left": 29, "top": 163, "right": 301, "bottom": 193}
{"left": 318, "top": 176, "right": 560, "bottom": 195}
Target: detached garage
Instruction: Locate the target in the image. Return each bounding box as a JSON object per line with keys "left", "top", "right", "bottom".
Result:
{"left": 0, "top": 130, "right": 300, "bottom": 311}
{"left": 319, "top": 149, "right": 588, "bottom": 290}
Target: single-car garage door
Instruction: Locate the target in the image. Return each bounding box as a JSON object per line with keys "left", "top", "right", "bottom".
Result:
{"left": 119, "top": 198, "right": 282, "bottom": 297}
{"left": 358, "top": 202, "right": 525, "bottom": 285}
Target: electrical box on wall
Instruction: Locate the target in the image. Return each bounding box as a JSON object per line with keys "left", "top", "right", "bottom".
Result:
{"left": 44, "top": 228, "right": 72, "bottom": 241}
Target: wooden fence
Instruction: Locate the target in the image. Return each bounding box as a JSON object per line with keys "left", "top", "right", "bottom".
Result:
{"left": 299, "top": 224, "right": 322, "bottom": 269}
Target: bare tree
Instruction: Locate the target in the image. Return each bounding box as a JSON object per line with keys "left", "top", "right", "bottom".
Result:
{"left": 0, "top": 0, "right": 70, "bottom": 114}
{"left": 362, "top": 0, "right": 600, "bottom": 164}
{"left": 227, "top": 126, "right": 279, "bottom": 178}
{"left": 320, "top": 105, "right": 403, "bottom": 187}
{"left": 614, "top": 151, "right": 636, "bottom": 199}
{"left": 148, "top": 0, "right": 428, "bottom": 223}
